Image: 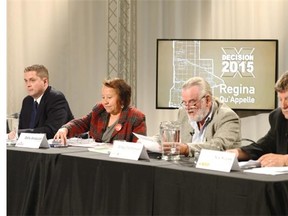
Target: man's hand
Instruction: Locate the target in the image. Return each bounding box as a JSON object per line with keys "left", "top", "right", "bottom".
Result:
{"left": 8, "top": 131, "right": 16, "bottom": 140}
{"left": 258, "top": 153, "right": 288, "bottom": 167}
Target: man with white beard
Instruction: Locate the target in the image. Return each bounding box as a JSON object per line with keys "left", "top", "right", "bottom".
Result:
{"left": 167, "top": 76, "right": 241, "bottom": 157}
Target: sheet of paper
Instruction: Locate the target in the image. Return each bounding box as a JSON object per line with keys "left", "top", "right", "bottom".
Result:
{"left": 88, "top": 144, "right": 113, "bottom": 154}
{"left": 48, "top": 138, "right": 105, "bottom": 148}
{"left": 244, "top": 167, "right": 288, "bottom": 175}
{"left": 133, "top": 132, "right": 161, "bottom": 153}
{"left": 68, "top": 142, "right": 105, "bottom": 148}
{"left": 238, "top": 160, "right": 261, "bottom": 169}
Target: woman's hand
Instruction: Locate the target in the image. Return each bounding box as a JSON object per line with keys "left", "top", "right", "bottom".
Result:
{"left": 54, "top": 128, "right": 69, "bottom": 145}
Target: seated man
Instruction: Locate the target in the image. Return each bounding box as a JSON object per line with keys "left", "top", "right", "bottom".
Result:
{"left": 8, "top": 64, "right": 74, "bottom": 139}
{"left": 164, "top": 77, "right": 242, "bottom": 157}
{"left": 228, "top": 71, "right": 288, "bottom": 167}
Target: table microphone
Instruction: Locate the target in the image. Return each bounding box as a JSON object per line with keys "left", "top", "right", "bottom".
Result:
{"left": 190, "top": 129, "right": 195, "bottom": 137}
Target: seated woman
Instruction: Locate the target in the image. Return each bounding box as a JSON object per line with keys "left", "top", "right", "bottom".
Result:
{"left": 54, "top": 78, "right": 147, "bottom": 145}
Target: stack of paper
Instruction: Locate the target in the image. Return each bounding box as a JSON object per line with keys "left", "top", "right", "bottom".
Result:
{"left": 244, "top": 167, "right": 288, "bottom": 175}
{"left": 238, "top": 160, "right": 261, "bottom": 169}
{"left": 88, "top": 144, "right": 113, "bottom": 154}
{"left": 133, "top": 133, "right": 161, "bottom": 153}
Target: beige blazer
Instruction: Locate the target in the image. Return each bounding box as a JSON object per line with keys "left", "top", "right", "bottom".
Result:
{"left": 177, "top": 98, "right": 241, "bottom": 156}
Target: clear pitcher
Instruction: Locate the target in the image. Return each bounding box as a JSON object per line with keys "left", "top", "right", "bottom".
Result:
{"left": 160, "top": 121, "right": 181, "bottom": 161}
{"left": 7, "top": 113, "right": 19, "bottom": 143}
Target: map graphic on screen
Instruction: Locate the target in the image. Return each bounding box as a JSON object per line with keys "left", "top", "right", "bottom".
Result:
{"left": 156, "top": 39, "right": 278, "bottom": 110}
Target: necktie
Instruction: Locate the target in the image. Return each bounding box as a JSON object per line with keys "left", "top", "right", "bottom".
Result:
{"left": 29, "top": 101, "right": 38, "bottom": 128}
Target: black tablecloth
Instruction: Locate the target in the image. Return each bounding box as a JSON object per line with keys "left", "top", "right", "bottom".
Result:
{"left": 7, "top": 147, "right": 288, "bottom": 215}
{"left": 7, "top": 146, "right": 87, "bottom": 215}
{"left": 39, "top": 152, "right": 158, "bottom": 215}
{"left": 153, "top": 164, "right": 288, "bottom": 215}
{"left": 7, "top": 149, "right": 58, "bottom": 215}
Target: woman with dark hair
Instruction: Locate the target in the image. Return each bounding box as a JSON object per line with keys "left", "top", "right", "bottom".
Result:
{"left": 54, "top": 78, "right": 146, "bottom": 145}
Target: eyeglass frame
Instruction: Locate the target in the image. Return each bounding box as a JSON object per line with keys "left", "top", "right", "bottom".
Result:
{"left": 180, "top": 94, "right": 207, "bottom": 108}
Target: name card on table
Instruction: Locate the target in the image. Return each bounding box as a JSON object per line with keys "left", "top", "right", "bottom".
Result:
{"left": 110, "top": 140, "right": 150, "bottom": 161}
{"left": 16, "top": 133, "right": 49, "bottom": 149}
{"left": 196, "top": 149, "right": 240, "bottom": 172}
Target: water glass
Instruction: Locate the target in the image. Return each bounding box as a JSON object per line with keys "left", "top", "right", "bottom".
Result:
{"left": 7, "top": 115, "right": 19, "bottom": 141}
{"left": 160, "top": 121, "right": 181, "bottom": 161}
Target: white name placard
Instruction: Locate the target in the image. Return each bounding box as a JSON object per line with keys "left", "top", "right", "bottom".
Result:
{"left": 109, "top": 140, "right": 150, "bottom": 161}
{"left": 196, "top": 149, "right": 240, "bottom": 172}
{"left": 16, "top": 133, "right": 49, "bottom": 149}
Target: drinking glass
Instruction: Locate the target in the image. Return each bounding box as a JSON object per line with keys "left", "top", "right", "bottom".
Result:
{"left": 7, "top": 114, "right": 19, "bottom": 144}
{"left": 160, "top": 121, "right": 181, "bottom": 161}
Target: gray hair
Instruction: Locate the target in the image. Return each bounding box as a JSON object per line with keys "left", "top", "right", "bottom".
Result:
{"left": 182, "top": 77, "right": 212, "bottom": 96}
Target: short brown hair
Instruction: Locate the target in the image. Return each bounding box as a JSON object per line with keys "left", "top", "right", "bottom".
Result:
{"left": 275, "top": 71, "right": 288, "bottom": 92}
{"left": 103, "top": 78, "right": 131, "bottom": 108}
{"left": 24, "top": 64, "right": 49, "bottom": 81}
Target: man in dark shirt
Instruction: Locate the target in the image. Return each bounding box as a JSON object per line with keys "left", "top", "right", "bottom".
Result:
{"left": 8, "top": 64, "right": 74, "bottom": 139}
{"left": 229, "top": 71, "right": 288, "bottom": 167}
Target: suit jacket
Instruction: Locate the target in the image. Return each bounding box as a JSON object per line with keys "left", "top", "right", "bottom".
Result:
{"left": 19, "top": 86, "right": 74, "bottom": 139}
{"left": 241, "top": 108, "right": 288, "bottom": 159}
{"left": 63, "top": 103, "right": 147, "bottom": 143}
{"left": 178, "top": 98, "right": 241, "bottom": 155}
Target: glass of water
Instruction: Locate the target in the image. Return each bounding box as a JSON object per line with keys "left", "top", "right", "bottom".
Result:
{"left": 160, "top": 121, "right": 181, "bottom": 161}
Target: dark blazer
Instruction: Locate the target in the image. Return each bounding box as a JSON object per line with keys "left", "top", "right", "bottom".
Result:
{"left": 19, "top": 86, "right": 74, "bottom": 139}
{"left": 241, "top": 108, "right": 288, "bottom": 159}
{"left": 63, "top": 103, "right": 147, "bottom": 143}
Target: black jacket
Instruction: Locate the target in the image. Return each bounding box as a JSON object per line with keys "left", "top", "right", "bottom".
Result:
{"left": 241, "top": 108, "right": 288, "bottom": 159}
{"left": 19, "top": 86, "right": 74, "bottom": 139}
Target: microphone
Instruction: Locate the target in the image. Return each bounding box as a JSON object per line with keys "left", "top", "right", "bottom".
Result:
{"left": 190, "top": 129, "right": 195, "bottom": 137}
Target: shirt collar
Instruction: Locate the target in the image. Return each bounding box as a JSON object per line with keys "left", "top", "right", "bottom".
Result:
{"left": 34, "top": 94, "right": 43, "bottom": 104}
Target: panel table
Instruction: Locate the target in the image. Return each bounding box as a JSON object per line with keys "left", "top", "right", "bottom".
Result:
{"left": 38, "top": 151, "right": 167, "bottom": 215}
{"left": 7, "top": 147, "right": 288, "bottom": 215}
{"left": 153, "top": 160, "right": 288, "bottom": 215}
{"left": 7, "top": 146, "right": 88, "bottom": 215}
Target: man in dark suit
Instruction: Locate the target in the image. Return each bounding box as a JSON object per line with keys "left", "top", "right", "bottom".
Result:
{"left": 8, "top": 64, "right": 74, "bottom": 139}
{"left": 229, "top": 71, "right": 288, "bottom": 167}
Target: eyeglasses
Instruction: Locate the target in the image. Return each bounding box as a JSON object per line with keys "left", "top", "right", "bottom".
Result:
{"left": 180, "top": 95, "right": 206, "bottom": 108}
